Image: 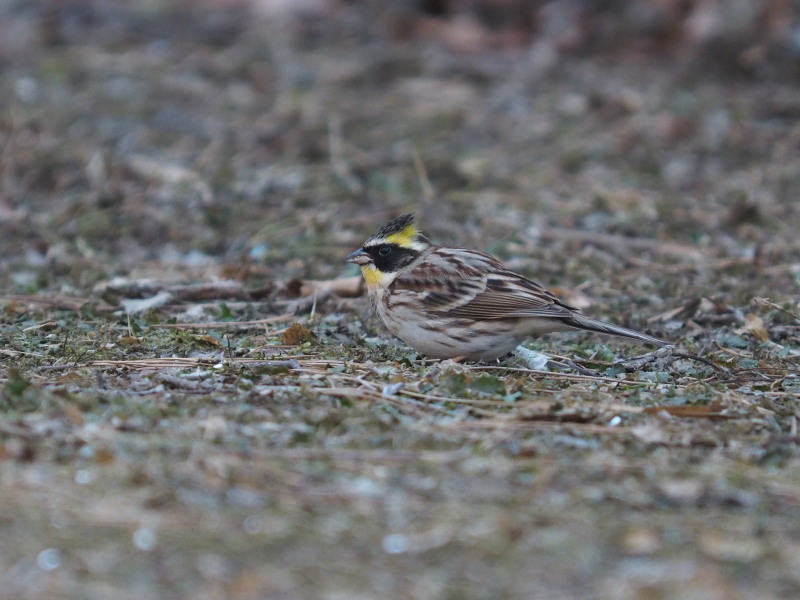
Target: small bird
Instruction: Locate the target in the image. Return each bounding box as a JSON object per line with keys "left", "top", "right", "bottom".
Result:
{"left": 346, "top": 213, "right": 669, "bottom": 361}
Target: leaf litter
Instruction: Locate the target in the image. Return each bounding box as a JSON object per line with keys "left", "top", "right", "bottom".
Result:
{"left": 1, "top": 1, "right": 800, "bottom": 599}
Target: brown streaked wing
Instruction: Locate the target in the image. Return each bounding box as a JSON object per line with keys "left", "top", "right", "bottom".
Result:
{"left": 393, "top": 247, "right": 582, "bottom": 320}
{"left": 443, "top": 272, "right": 580, "bottom": 320}
{"left": 391, "top": 248, "right": 488, "bottom": 312}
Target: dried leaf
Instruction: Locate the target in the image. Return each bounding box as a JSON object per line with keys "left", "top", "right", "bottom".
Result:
{"left": 735, "top": 313, "right": 769, "bottom": 342}
{"left": 280, "top": 323, "right": 315, "bottom": 345}
{"left": 193, "top": 334, "right": 222, "bottom": 348}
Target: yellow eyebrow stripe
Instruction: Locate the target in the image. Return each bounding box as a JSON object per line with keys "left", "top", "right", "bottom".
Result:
{"left": 385, "top": 224, "right": 417, "bottom": 247}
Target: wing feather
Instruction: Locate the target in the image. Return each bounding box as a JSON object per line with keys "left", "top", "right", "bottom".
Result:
{"left": 390, "top": 247, "right": 581, "bottom": 320}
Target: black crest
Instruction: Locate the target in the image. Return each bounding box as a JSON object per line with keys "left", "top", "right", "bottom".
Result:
{"left": 372, "top": 213, "right": 415, "bottom": 239}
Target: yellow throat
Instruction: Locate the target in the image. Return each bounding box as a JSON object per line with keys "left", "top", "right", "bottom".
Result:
{"left": 360, "top": 264, "right": 392, "bottom": 288}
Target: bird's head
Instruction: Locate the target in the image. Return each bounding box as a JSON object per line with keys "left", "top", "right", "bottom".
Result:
{"left": 346, "top": 213, "right": 429, "bottom": 287}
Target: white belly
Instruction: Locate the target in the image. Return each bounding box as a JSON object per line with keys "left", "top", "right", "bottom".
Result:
{"left": 372, "top": 292, "right": 523, "bottom": 360}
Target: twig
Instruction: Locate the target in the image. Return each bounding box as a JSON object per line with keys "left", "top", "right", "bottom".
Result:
{"left": 1, "top": 348, "right": 47, "bottom": 358}
{"left": 399, "top": 388, "right": 523, "bottom": 406}
{"left": 670, "top": 352, "right": 732, "bottom": 375}
{"left": 21, "top": 320, "right": 58, "bottom": 332}
{"left": 156, "top": 314, "right": 295, "bottom": 329}
{"left": 253, "top": 447, "right": 468, "bottom": 463}
{"left": 754, "top": 296, "right": 800, "bottom": 322}
{"left": 155, "top": 373, "right": 206, "bottom": 391}
{"left": 246, "top": 359, "right": 301, "bottom": 369}
{"left": 439, "top": 420, "right": 631, "bottom": 434}
{"left": 0, "top": 295, "right": 88, "bottom": 311}
{"left": 38, "top": 363, "right": 79, "bottom": 372}
{"left": 90, "top": 358, "right": 218, "bottom": 369}
{"left": 474, "top": 365, "right": 656, "bottom": 387}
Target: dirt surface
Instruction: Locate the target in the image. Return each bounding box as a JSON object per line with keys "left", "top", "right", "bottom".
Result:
{"left": 1, "top": 1, "right": 800, "bottom": 599}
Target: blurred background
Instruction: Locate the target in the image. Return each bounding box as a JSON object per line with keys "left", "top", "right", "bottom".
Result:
{"left": 2, "top": 3, "right": 800, "bottom": 600}
{"left": 1, "top": 0, "right": 799, "bottom": 302}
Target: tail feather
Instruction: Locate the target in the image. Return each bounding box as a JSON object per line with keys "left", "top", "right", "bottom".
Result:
{"left": 562, "top": 315, "right": 670, "bottom": 347}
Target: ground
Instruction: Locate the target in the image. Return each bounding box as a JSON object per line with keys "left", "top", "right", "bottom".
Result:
{"left": 1, "top": 1, "right": 800, "bottom": 599}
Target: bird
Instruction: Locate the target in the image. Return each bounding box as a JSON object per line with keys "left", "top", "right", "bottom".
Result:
{"left": 346, "top": 213, "right": 670, "bottom": 361}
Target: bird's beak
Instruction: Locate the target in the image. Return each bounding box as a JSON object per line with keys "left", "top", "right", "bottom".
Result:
{"left": 346, "top": 248, "right": 371, "bottom": 266}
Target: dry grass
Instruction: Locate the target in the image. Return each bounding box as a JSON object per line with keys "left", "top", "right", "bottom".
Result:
{"left": 1, "top": 1, "right": 800, "bottom": 599}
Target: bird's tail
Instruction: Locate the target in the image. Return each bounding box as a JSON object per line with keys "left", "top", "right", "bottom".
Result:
{"left": 562, "top": 315, "right": 671, "bottom": 347}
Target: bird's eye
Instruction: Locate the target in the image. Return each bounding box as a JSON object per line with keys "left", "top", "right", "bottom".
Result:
{"left": 378, "top": 245, "right": 392, "bottom": 256}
